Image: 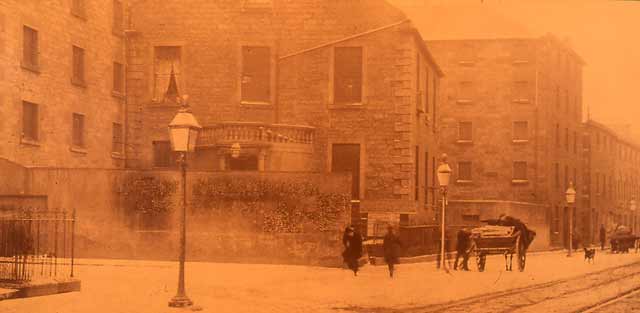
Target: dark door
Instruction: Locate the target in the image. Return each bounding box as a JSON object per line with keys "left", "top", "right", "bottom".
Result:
{"left": 331, "top": 144, "right": 361, "bottom": 230}
{"left": 331, "top": 144, "right": 360, "bottom": 200}
{"left": 229, "top": 155, "right": 258, "bottom": 171}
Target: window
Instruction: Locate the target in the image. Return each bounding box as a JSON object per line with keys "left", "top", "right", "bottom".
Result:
{"left": 513, "top": 121, "right": 528, "bottom": 141}
{"left": 565, "top": 128, "right": 569, "bottom": 151}
{"left": 241, "top": 46, "right": 271, "bottom": 103}
{"left": 462, "top": 214, "right": 480, "bottom": 222}
{"left": 113, "top": 62, "right": 125, "bottom": 94}
{"left": 573, "top": 131, "right": 577, "bottom": 153}
{"left": 564, "top": 165, "right": 569, "bottom": 190}
{"left": 334, "top": 47, "right": 363, "bottom": 104}
{"left": 513, "top": 81, "right": 529, "bottom": 102}
{"left": 22, "top": 26, "right": 38, "bottom": 70}
{"left": 458, "top": 43, "right": 475, "bottom": 65}
{"left": 72, "top": 46, "right": 86, "bottom": 85}
{"left": 399, "top": 214, "right": 410, "bottom": 226}
{"left": 424, "top": 69, "right": 430, "bottom": 113}
{"left": 424, "top": 151, "right": 429, "bottom": 204}
{"left": 71, "top": 0, "right": 86, "bottom": 18}
{"left": 555, "top": 163, "right": 559, "bottom": 188}
{"left": 457, "top": 161, "right": 472, "bottom": 182}
{"left": 458, "top": 121, "right": 472, "bottom": 142}
{"left": 513, "top": 161, "right": 527, "bottom": 181}
{"left": 112, "top": 123, "right": 123, "bottom": 153}
{"left": 113, "top": 0, "right": 124, "bottom": 34}
{"left": 154, "top": 46, "right": 181, "bottom": 101}
{"left": 22, "top": 101, "right": 39, "bottom": 141}
{"left": 512, "top": 42, "right": 529, "bottom": 63}
{"left": 457, "top": 81, "right": 473, "bottom": 102}
{"left": 153, "top": 141, "right": 177, "bottom": 167}
{"left": 415, "top": 146, "right": 420, "bottom": 201}
{"left": 243, "top": 0, "right": 273, "bottom": 10}
{"left": 72, "top": 113, "right": 85, "bottom": 147}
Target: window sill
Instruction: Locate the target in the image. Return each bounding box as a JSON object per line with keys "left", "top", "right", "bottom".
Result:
{"left": 70, "top": 146, "right": 88, "bottom": 154}
{"left": 112, "top": 28, "right": 124, "bottom": 38}
{"left": 20, "top": 138, "right": 41, "bottom": 147}
{"left": 512, "top": 99, "right": 530, "bottom": 104}
{"left": 512, "top": 139, "right": 529, "bottom": 144}
{"left": 71, "top": 78, "right": 87, "bottom": 88}
{"left": 20, "top": 62, "right": 40, "bottom": 74}
{"left": 512, "top": 60, "right": 529, "bottom": 65}
{"left": 240, "top": 101, "right": 273, "bottom": 108}
{"left": 458, "top": 61, "right": 476, "bottom": 66}
{"left": 456, "top": 99, "right": 473, "bottom": 104}
{"left": 456, "top": 140, "right": 473, "bottom": 145}
{"left": 111, "top": 152, "right": 125, "bottom": 159}
{"left": 71, "top": 10, "right": 87, "bottom": 20}
{"left": 511, "top": 179, "right": 529, "bottom": 185}
{"left": 329, "top": 102, "right": 365, "bottom": 110}
{"left": 112, "top": 90, "right": 126, "bottom": 99}
{"left": 456, "top": 180, "right": 473, "bottom": 185}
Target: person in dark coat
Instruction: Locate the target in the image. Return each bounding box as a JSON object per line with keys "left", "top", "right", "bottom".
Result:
{"left": 599, "top": 224, "right": 606, "bottom": 250}
{"left": 383, "top": 226, "right": 402, "bottom": 278}
{"left": 342, "top": 226, "right": 363, "bottom": 276}
{"left": 454, "top": 228, "right": 471, "bottom": 271}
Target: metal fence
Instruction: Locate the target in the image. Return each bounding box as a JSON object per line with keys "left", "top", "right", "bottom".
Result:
{"left": 0, "top": 209, "right": 75, "bottom": 282}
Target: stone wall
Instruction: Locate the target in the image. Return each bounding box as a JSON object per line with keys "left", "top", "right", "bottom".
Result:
{"left": 22, "top": 167, "right": 351, "bottom": 265}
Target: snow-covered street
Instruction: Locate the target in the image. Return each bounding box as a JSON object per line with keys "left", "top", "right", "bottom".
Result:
{"left": 1, "top": 250, "right": 639, "bottom": 313}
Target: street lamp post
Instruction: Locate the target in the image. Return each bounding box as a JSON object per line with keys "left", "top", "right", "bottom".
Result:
{"left": 630, "top": 198, "right": 636, "bottom": 233}
{"left": 565, "top": 182, "right": 576, "bottom": 257}
{"left": 167, "top": 95, "right": 201, "bottom": 308}
{"left": 437, "top": 154, "right": 452, "bottom": 271}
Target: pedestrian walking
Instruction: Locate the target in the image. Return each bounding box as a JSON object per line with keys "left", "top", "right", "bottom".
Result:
{"left": 454, "top": 228, "right": 471, "bottom": 271}
{"left": 342, "top": 226, "right": 363, "bottom": 276}
{"left": 599, "top": 224, "right": 606, "bottom": 250}
{"left": 383, "top": 226, "right": 402, "bottom": 278}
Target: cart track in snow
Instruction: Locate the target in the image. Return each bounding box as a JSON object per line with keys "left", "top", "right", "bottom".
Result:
{"left": 342, "top": 259, "right": 640, "bottom": 313}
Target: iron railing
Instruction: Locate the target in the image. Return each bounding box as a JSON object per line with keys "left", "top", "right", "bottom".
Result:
{"left": 0, "top": 209, "right": 75, "bottom": 282}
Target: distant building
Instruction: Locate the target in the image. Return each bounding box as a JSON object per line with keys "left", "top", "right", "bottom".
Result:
{"left": 428, "top": 35, "right": 585, "bottom": 250}
{"left": 583, "top": 119, "right": 640, "bottom": 242}
{"left": 0, "top": 0, "right": 127, "bottom": 168}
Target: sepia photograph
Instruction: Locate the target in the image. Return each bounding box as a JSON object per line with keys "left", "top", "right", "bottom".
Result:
{"left": 1, "top": 0, "right": 640, "bottom": 312}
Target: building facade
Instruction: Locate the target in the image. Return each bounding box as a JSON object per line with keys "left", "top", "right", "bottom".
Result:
{"left": 0, "top": 0, "right": 127, "bottom": 168}
{"left": 428, "top": 36, "right": 585, "bottom": 250}
{"left": 123, "top": 0, "right": 443, "bottom": 234}
{"left": 583, "top": 119, "right": 640, "bottom": 243}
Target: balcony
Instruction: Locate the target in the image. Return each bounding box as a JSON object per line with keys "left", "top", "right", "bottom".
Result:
{"left": 197, "top": 122, "right": 315, "bottom": 148}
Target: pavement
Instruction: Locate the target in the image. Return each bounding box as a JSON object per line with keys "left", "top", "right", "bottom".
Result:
{"left": 0, "top": 249, "right": 639, "bottom": 313}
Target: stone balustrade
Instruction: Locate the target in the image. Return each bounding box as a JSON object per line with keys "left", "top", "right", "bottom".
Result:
{"left": 198, "top": 122, "right": 315, "bottom": 147}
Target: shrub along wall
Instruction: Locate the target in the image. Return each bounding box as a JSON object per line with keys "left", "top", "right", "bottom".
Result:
{"left": 125, "top": 171, "right": 352, "bottom": 266}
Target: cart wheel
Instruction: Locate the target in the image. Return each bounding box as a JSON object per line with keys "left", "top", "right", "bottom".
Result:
{"left": 477, "top": 254, "right": 486, "bottom": 272}
{"left": 518, "top": 252, "right": 526, "bottom": 272}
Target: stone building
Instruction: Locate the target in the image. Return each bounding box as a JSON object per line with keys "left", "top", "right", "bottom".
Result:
{"left": 124, "top": 0, "right": 443, "bottom": 234}
{"left": 427, "top": 35, "right": 585, "bottom": 250}
{"left": 583, "top": 119, "right": 640, "bottom": 243}
{"left": 0, "top": 0, "right": 127, "bottom": 168}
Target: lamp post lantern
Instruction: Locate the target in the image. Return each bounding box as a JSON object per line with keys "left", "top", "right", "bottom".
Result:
{"left": 167, "top": 95, "right": 201, "bottom": 308}
{"left": 437, "top": 154, "right": 452, "bottom": 271}
{"left": 565, "top": 182, "right": 576, "bottom": 257}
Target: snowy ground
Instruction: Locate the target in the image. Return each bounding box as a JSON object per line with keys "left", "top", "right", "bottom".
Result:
{"left": 1, "top": 250, "right": 639, "bottom": 313}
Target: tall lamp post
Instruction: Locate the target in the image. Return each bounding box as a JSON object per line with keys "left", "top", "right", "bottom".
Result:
{"left": 630, "top": 198, "right": 636, "bottom": 233}
{"left": 168, "top": 95, "right": 201, "bottom": 308}
{"left": 437, "top": 154, "right": 452, "bottom": 270}
{"left": 566, "top": 182, "right": 576, "bottom": 257}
